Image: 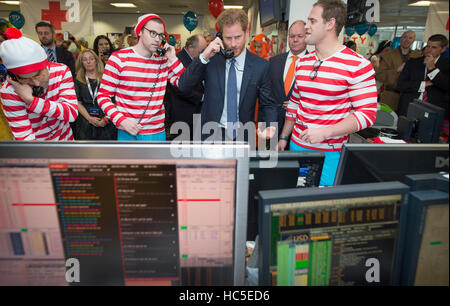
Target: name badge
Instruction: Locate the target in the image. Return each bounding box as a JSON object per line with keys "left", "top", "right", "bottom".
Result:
{"left": 88, "top": 107, "right": 100, "bottom": 117}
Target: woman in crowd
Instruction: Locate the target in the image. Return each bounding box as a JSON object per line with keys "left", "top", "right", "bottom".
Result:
{"left": 249, "top": 34, "right": 272, "bottom": 60}
{"left": 93, "top": 35, "right": 115, "bottom": 65}
{"left": 74, "top": 49, "right": 117, "bottom": 140}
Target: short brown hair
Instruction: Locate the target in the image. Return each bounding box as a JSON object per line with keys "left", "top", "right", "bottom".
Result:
{"left": 217, "top": 9, "right": 248, "bottom": 32}
{"left": 314, "top": 0, "right": 347, "bottom": 36}
{"left": 428, "top": 34, "right": 449, "bottom": 48}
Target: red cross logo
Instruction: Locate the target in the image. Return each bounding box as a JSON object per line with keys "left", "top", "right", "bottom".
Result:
{"left": 41, "top": 1, "right": 68, "bottom": 30}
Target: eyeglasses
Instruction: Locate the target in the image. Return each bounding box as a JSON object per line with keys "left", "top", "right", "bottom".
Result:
{"left": 143, "top": 27, "right": 165, "bottom": 41}
{"left": 309, "top": 60, "right": 323, "bottom": 81}
{"left": 17, "top": 69, "right": 45, "bottom": 82}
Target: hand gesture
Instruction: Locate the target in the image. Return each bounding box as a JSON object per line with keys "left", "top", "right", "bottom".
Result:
{"left": 423, "top": 54, "right": 436, "bottom": 71}
{"left": 202, "top": 37, "right": 224, "bottom": 61}
{"left": 165, "top": 43, "right": 177, "bottom": 62}
{"left": 6, "top": 76, "right": 34, "bottom": 105}
{"left": 397, "top": 62, "right": 406, "bottom": 73}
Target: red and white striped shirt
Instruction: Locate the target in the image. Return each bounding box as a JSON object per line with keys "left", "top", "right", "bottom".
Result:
{"left": 98, "top": 47, "right": 185, "bottom": 135}
{"left": 0, "top": 62, "right": 77, "bottom": 141}
{"left": 286, "top": 47, "right": 377, "bottom": 151}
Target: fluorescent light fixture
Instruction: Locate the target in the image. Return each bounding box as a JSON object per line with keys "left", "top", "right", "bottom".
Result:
{"left": 0, "top": 1, "right": 20, "bottom": 5}
{"left": 408, "top": 1, "right": 431, "bottom": 6}
{"left": 224, "top": 5, "right": 244, "bottom": 9}
{"left": 110, "top": 3, "right": 137, "bottom": 8}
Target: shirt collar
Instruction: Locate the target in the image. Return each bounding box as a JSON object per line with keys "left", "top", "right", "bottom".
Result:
{"left": 288, "top": 49, "right": 306, "bottom": 59}
{"left": 44, "top": 45, "right": 56, "bottom": 52}
{"left": 228, "top": 48, "right": 246, "bottom": 68}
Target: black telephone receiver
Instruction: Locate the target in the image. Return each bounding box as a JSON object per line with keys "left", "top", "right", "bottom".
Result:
{"left": 156, "top": 39, "right": 167, "bottom": 56}
{"left": 7, "top": 71, "right": 45, "bottom": 97}
{"left": 216, "top": 32, "right": 234, "bottom": 59}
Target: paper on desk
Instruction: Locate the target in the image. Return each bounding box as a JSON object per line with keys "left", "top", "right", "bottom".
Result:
{"left": 378, "top": 137, "right": 407, "bottom": 144}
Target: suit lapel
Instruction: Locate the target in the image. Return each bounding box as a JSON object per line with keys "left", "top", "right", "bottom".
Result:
{"left": 239, "top": 50, "right": 252, "bottom": 106}
{"left": 215, "top": 54, "right": 226, "bottom": 109}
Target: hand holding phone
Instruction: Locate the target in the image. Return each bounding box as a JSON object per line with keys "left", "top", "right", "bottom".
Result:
{"left": 7, "top": 71, "right": 45, "bottom": 98}
{"left": 156, "top": 39, "right": 167, "bottom": 56}
{"left": 216, "top": 32, "right": 234, "bottom": 59}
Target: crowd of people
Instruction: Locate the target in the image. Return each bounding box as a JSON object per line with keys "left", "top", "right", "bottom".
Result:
{"left": 0, "top": 0, "right": 448, "bottom": 185}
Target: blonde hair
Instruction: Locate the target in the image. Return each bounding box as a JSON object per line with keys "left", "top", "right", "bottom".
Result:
{"left": 75, "top": 49, "right": 104, "bottom": 84}
{"left": 217, "top": 9, "right": 248, "bottom": 32}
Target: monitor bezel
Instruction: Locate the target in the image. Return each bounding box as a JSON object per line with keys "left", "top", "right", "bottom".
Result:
{"left": 334, "top": 143, "right": 449, "bottom": 186}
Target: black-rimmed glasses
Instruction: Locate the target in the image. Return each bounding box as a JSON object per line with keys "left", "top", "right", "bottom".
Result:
{"left": 309, "top": 60, "right": 323, "bottom": 80}
{"left": 143, "top": 27, "right": 165, "bottom": 41}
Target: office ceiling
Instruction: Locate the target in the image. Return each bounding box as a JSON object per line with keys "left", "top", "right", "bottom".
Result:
{"left": 0, "top": 0, "right": 446, "bottom": 27}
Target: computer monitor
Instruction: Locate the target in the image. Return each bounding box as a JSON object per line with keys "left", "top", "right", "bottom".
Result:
{"left": 247, "top": 151, "right": 325, "bottom": 241}
{"left": 398, "top": 173, "right": 449, "bottom": 285}
{"left": 0, "top": 142, "right": 250, "bottom": 286}
{"left": 406, "top": 100, "right": 445, "bottom": 143}
{"left": 334, "top": 143, "right": 449, "bottom": 185}
{"left": 257, "top": 181, "right": 410, "bottom": 286}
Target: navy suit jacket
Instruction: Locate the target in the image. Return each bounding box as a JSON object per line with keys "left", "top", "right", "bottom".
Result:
{"left": 167, "top": 48, "right": 204, "bottom": 127}
{"left": 178, "top": 49, "right": 277, "bottom": 138}
{"left": 55, "top": 46, "right": 76, "bottom": 78}
{"left": 269, "top": 51, "right": 308, "bottom": 135}
{"left": 397, "top": 56, "right": 449, "bottom": 117}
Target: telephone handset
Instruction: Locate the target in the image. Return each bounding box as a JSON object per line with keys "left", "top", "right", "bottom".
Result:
{"left": 7, "top": 71, "right": 45, "bottom": 97}
{"left": 156, "top": 39, "right": 167, "bottom": 57}
{"left": 215, "top": 32, "right": 234, "bottom": 59}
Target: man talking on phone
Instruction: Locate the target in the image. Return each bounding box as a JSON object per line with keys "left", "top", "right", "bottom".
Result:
{"left": 97, "top": 13, "right": 185, "bottom": 141}
{"left": 0, "top": 28, "right": 78, "bottom": 141}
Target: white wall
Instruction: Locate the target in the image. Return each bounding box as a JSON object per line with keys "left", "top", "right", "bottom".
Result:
{"left": 91, "top": 13, "right": 217, "bottom": 49}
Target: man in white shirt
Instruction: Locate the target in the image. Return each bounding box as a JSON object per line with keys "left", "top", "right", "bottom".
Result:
{"left": 268, "top": 20, "right": 308, "bottom": 139}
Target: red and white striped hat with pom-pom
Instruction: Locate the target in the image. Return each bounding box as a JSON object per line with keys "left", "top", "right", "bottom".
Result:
{"left": 0, "top": 28, "right": 48, "bottom": 75}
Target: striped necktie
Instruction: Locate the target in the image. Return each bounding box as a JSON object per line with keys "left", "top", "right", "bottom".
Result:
{"left": 46, "top": 48, "right": 56, "bottom": 62}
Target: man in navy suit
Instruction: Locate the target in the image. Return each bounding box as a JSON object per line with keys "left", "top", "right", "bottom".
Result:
{"left": 177, "top": 9, "right": 277, "bottom": 142}
{"left": 165, "top": 34, "right": 207, "bottom": 140}
{"left": 397, "top": 34, "right": 449, "bottom": 118}
{"left": 269, "top": 20, "right": 308, "bottom": 142}
{"left": 35, "top": 22, "right": 76, "bottom": 77}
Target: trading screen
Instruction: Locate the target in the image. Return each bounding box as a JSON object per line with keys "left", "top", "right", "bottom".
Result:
{"left": 0, "top": 158, "right": 236, "bottom": 286}
{"left": 268, "top": 194, "right": 403, "bottom": 286}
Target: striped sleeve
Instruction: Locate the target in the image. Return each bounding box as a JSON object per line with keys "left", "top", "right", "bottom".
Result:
{"left": 285, "top": 59, "right": 303, "bottom": 122}
{"left": 347, "top": 61, "right": 378, "bottom": 130}
{"left": 0, "top": 88, "right": 35, "bottom": 140}
{"left": 98, "top": 54, "right": 126, "bottom": 127}
{"left": 167, "top": 58, "right": 185, "bottom": 88}
{"left": 27, "top": 67, "right": 78, "bottom": 123}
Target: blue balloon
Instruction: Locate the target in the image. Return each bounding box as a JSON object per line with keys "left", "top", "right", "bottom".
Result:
{"left": 169, "top": 35, "right": 176, "bottom": 46}
{"left": 183, "top": 11, "right": 198, "bottom": 32}
{"left": 9, "top": 11, "right": 25, "bottom": 30}
{"left": 345, "top": 26, "right": 355, "bottom": 37}
{"left": 355, "top": 23, "right": 369, "bottom": 36}
{"left": 368, "top": 24, "right": 377, "bottom": 36}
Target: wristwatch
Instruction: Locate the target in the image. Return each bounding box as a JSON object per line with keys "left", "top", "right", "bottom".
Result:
{"left": 280, "top": 136, "right": 289, "bottom": 141}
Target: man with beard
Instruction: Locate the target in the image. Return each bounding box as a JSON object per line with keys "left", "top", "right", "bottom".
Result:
{"left": 177, "top": 9, "right": 277, "bottom": 142}
{"left": 35, "top": 21, "right": 76, "bottom": 77}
